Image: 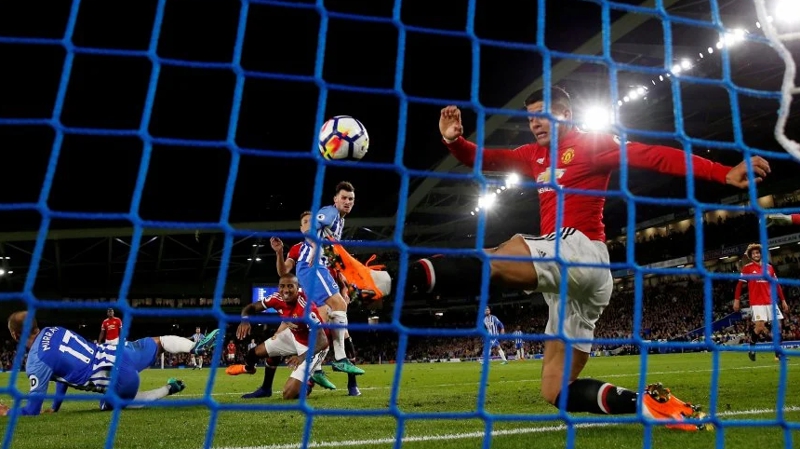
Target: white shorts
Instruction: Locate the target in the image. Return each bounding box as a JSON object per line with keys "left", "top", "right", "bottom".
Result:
{"left": 264, "top": 329, "right": 322, "bottom": 382}
{"left": 105, "top": 338, "right": 120, "bottom": 345}
{"left": 227, "top": 353, "right": 235, "bottom": 361}
{"left": 520, "top": 228, "right": 613, "bottom": 353}
{"left": 750, "top": 305, "right": 783, "bottom": 323}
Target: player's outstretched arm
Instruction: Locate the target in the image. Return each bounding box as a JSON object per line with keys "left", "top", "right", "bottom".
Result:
{"left": 594, "top": 135, "right": 770, "bottom": 187}
{"left": 237, "top": 301, "right": 267, "bottom": 340}
{"left": 440, "top": 106, "right": 535, "bottom": 174}
{"left": 766, "top": 213, "right": 800, "bottom": 227}
{"left": 49, "top": 382, "right": 69, "bottom": 413}
{"left": 271, "top": 237, "right": 294, "bottom": 276}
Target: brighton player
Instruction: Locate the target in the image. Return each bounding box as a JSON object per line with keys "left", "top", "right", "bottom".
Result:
{"left": 400, "top": 87, "right": 767, "bottom": 430}
{"left": 271, "top": 210, "right": 362, "bottom": 396}
{"left": 513, "top": 326, "right": 525, "bottom": 361}
{"left": 99, "top": 308, "right": 123, "bottom": 345}
{"left": 766, "top": 213, "right": 800, "bottom": 226}
{"left": 733, "top": 244, "right": 789, "bottom": 361}
{"left": 227, "top": 274, "right": 336, "bottom": 400}
{"left": 294, "top": 182, "right": 364, "bottom": 375}
{"left": 1, "top": 311, "right": 218, "bottom": 416}
{"left": 190, "top": 327, "right": 204, "bottom": 370}
{"left": 482, "top": 307, "right": 508, "bottom": 364}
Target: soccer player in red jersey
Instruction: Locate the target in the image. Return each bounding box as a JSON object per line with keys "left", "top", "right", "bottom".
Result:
{"left": 401, "top": 87, "right": 769, "bottom": 430}
{"left": 226, "top": 340, "right": 237, "bottom": 365}
{"left": 99, "top": 308, "right": 123, "bottom": 345}
{"left": 269, "top": 210, "right": 362, "bottom": 396}
{"left": 766, "top": 214, "right": 800, "bottom": 227}
{"left": 733, "top": 244, "right": 789, "bottom": 361}
{"left": 227, "top": 274, "right": 335, "bottom": 400}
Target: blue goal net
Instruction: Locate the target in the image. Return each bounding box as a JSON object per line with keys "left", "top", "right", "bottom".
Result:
{"left": 1, "top": 0, "right": 799, "bottom": 448}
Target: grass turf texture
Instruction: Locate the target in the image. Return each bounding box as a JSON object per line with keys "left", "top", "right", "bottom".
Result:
{"left": 0, "top": 352, "right": 798, "bottom": 449}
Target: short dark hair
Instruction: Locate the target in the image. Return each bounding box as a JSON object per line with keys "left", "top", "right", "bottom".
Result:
{"left": 279, "top": 273, "right": 299, "bottom": 284}
{"left": 335, "top": 181, "right": 354, "bottom": 195}
{"left": 524, "top": 86, "right": 572, "bottom": 111}
{"left": 300, "top": 211, "right": 311, "bottom": 220}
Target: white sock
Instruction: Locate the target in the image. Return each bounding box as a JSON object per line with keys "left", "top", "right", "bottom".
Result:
{"left": 328, "top": 311, "right": 348, "bottom": 360}
{"left": 128, "top": 385, "right": 170, "bottom": 408}
{"left": 198, "top": 357, "right": 203, "bottom": 369}
{"left": 498, "top": 348, "right": 507, "bottom": 362}
{"left": 312, "top": 348, "right": 329, "bottom": 372}
{"left": 160, "top": 336, "right": 195, "bottom": 354}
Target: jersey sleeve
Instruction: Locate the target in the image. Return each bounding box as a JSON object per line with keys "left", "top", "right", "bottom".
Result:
{"left": 21, "top": 354, "right": 53, "bottom": 416}
{"left": 494, "top": 317, "right": 505, "bottom": 330}
{"left": 315, "top": 206, "right": 339, "bottom": 230}
{"left": 444, "top": 137, "right": 538, "bottom": 177}
{"left": 591, "top": 134, "right": 731, "bottom": 183}
{"left": 261, "top": 293, "right": 284, "bottom": 311}
{"left": 101, "top": 319, "right": 107, "bottom": 331}
{"left": 287, "top": 244, "right": 301, "bottom": 261}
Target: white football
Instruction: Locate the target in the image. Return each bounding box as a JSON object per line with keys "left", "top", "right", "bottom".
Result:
{"left": 318, "top": 115, "right": 369, "bottom": 161}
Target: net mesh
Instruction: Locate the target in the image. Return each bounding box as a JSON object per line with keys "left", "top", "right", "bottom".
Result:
{"left": 0, "top": 0, "right": 799, "bottom": 448}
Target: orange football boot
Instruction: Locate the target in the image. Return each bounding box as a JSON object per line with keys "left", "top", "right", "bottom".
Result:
{"left": 641, "top": 383, "right": 713, "bottom": 431}
{"left": 331, "top": 244, "right": 391, "bottom": 301}
{"left": 225, "top": 364, "right": 256, "bottom": 376}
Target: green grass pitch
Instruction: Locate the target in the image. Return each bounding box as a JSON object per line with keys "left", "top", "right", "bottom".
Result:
{"left": 1, "top": 352, "right": 798, "bottom": 449}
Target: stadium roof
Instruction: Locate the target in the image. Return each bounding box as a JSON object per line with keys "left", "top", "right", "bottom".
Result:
{"left": 0, "top": 0, "right": 798, "bottom": 296}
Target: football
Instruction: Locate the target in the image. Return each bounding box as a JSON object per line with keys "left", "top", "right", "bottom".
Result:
{"left": 318, "top": 115, "right": 369, "bottom": 160}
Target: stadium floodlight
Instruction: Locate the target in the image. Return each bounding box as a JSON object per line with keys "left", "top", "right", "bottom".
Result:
{"left": 582, "top": 106, "right": 611, "bottom": 131}
{"left": 478, "top": 193, "right": 497, "bottom": 209}
{"left": 680, "top": 59, "right": 692, "bottom": 70}
{"left": 506, "top": 173, "right": 520, "bottom": 187}
{"left": 0, "top": 269, "right": 5, "bottom": 276}
{"left": 671, "top": 64, "right": 682, "bottom": 74}
{"left": 623, "top": 96, "right": 630, "bottom": 102}
{"left": 629, "top": 90, "right": 639, "bottom": 100}
{"left": 775, "top": 0, "right": 799, "bottom": 22}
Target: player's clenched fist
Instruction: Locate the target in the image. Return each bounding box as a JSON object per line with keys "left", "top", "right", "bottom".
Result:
{"left": 440, "top": 106, "right": 464, "bottom": 141}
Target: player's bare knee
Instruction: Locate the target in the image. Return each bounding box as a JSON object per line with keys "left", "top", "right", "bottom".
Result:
{"left": 488, "top": 235, "right": 539, "bottom": 289}
{"left": 326, "top": 294, "right": 347, "bottom": 312}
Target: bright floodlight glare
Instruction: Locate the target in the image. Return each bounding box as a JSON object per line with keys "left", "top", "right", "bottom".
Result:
{"left": 623, "top": 96, "right": 630, "bottom": 102}
{"left": 707, "top": 46, "right": 714, "bottom": 54}
{"left": 680, "top": 59, "right": 692, "bottom": 70}
{"left": 478, "top": 193, "right": 496, "bottom": 209}
{"left": 775, "top": 0, "right": 800, "bottom": 22}
{"left": 716, "top": 41, "right": 724, "bottom": 49}
{"left": 659, "top": 75, "right": 664, "bottom": 81}
{"left": 506, "top": 173, "right": 520, "bottom": 187}
{"left": 0, "top": 269, "right": 5, "bottom": 276}
{"left": 636, "top": 86, "right": 645, "bottom": 95}
{"left": 671, "top": 64, "right": 682, "bottom": 74}
{"left": 629, "top": 90, "right": 639, "bottom": 100}
{"left": 583, "top": 106, "right": 611, "bottom": 131}
{"left": 618, "top": 100, "right": 623, "bottom": 106}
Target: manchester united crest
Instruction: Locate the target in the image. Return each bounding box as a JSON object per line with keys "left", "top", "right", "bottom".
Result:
{"left": 561, "top": 148, "right": 575, "bottom": 165}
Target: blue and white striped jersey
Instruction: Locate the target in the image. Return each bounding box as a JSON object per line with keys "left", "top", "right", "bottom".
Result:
{"left": 512, "top": 330, "right": 523, "bottom": 345}
{"left": 298, "top": 205, "right": 345, "bottom": 266}
{"left": 483, "top": 315, "right": 504, "bottom": 336}
{"left": 23, "top": 327, "right": 119, "bottom": 415}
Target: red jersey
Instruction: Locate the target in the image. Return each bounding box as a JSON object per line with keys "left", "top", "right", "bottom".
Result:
{"left": 445, "top": 131, "right": 731, "bottom": 241}
{"left": 260, "top": 291, "right": 325, "bottom": 346}
{"left": 226, "top": 342, "right": 236, "bottom": 355}
{"left": 101, "top": 317, "right": 122, "bottom": 341}
{"left": 287, "top": 243, "right": 302, "bottom": 263}
{"left": 793, "top": 214, "right": 800, "bottom": 225}
{"left": 735, "top": 262, "right": 785, "bottom": 306}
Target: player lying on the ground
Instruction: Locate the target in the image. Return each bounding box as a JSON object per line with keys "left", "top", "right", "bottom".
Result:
{"left": 1, "top": 311, "right": 219, "bottom": 416}
{"left": 766, "top": 213, "right": 800, "bottom": 226}
{"left": 397, "top": 87, "right": 769, "bottom": 430}
{"left": 228, "top": 274, "right": 335, "bottom": 400}
{"left": 734, "top": 243, "right": 789, "bottom": 362}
